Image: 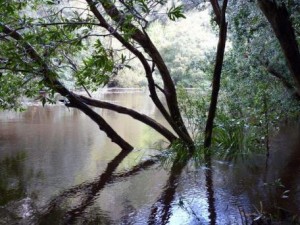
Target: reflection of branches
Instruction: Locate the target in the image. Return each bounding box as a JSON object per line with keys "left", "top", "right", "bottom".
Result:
{"left": 148, "top": 157, "right": 190, "bottom": 225}
{"left": 39, "top": 151, "right": 158, "bottom": 224}
{"left": 146, "top": 152, "right": 217, "bottom": 225}
{"left": 177, "top": 195, "right": 202, "bottom": 223}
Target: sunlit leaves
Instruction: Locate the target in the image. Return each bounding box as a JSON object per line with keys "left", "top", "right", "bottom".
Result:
{"left": 167, "top": 5, "right": 186, "bottom": 21}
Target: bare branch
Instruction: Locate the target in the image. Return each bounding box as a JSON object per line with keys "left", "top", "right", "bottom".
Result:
{"left": 77, "top": 94, "right": 178, "bottom": 142}
{"left": 209, "top": 0, "right": 222, "bottom": 25}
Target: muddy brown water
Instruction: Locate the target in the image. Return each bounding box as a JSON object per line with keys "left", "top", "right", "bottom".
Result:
{"left": 0, "top": 89, "right": 299, "bottom": 224}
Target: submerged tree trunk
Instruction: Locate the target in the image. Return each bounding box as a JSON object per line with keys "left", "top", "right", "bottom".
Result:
{"left": 258, "top": 0, "right": 300, "bottom": 94}
{"left": 204, "top": 0, "right": 228, "bottom": 148}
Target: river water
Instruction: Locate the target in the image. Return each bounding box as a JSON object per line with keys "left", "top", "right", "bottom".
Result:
{"left": 0, "top": 89, "right": 299, "bottom": 224}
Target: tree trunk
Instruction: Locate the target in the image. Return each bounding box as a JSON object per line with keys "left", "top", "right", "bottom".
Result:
{"left": 204, "top": 0, "right": 228, "bottom": 148}
{"left": 88, "top": 0, "right": 194, "bottom": 148}
{"left": 258, "top": 0, "right": 300, "bottom": 94}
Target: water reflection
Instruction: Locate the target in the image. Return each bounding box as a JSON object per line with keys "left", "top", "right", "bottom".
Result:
{"left": 148, "top": 158, "right": 189, "bottom": 225}
{"left": 0, "top": 152, "right": 27, "bottom": 206}
{"left": 39, "top": 154, "right": 157, "bottom": 224}
{"left": 0, "top": 91, "right": 300, "bottom": 224}
{"left": 0, "top": 152, "right": 41, "bottom": 224}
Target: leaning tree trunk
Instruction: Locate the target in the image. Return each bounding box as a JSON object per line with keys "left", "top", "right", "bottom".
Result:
{"left": 258, "top": 0, "right": 300, "bottom": 95}
{"left": 0, "top": 23, "right": 134, "bottom": 152}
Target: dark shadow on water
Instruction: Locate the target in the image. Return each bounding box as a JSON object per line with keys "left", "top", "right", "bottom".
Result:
{"left": 0, "top": 152, "right": 28, "bottom": 206}
{"left": 0, "top": 152, "right": 43, "bottom": 224}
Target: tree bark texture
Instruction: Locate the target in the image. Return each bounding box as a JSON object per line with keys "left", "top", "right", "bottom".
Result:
{"left": 258, "top": 0, "right": 300, "bottom": 94}
{"left": 204, "top": 0, "right": 228, "bottom": 148}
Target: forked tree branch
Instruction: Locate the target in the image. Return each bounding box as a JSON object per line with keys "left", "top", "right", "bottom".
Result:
{"left": 209, "top": 0, "right": 222, "bottom": 25}
{"left": 86, "top": 0, "right": 193, "bottom": 146}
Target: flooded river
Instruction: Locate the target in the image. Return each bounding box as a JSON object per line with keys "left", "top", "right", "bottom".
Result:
{"left": 0, "top": 89, "right": 299, "bottom": 224}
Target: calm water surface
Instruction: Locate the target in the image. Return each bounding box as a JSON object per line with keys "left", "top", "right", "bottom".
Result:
{"left": 0, "top": 90, "right": 300, "bottom": 224}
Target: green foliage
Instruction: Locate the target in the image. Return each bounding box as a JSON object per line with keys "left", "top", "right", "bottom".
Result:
{"left": 157, "top": 138, "right": 210, "bottom": 169}
{"left": 212, "top": 112, "right": 264, "bottom": 160}
{"left": 188, "top": 0, "right": 299, "bottom": 160}
{"left": 178, "top": 87, "right": 208, "bottom": 140}
{"left": 157, "top": 139, "right": 191, "bottom": 167}
{"left": 1, "top": 0, "right": 300, "bottom": 166}
{"left": 0, "top": 0, "right": 118, "bottom": 109}
{"left": 75, "top": 40, "right": 113, "bottom": 91}
{"left": 1, "top": 0, "right": 187, "bottom": 108}
{"left": 209, "top": 39, "right": 300, "bottom": 159}
{"left": 148, "top": 10, "right": 216, "bottom": 87}
{"left": 167, "top": 5, "right": 186, "bottom": 21}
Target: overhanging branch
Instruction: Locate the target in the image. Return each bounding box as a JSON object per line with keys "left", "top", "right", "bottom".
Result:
{"left": 0, "top": 22, "right": 133, "bottom": 151}
{"left": 77, "top": 94, "right": 178, "bottom": 142}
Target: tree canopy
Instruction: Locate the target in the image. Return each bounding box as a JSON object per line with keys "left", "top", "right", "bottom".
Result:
{"left": 0, "top": 0, "right": 300, "bottom": 153}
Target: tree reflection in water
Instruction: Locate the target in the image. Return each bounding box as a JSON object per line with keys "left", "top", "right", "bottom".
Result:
{"left": 148, "top": 153, "right": 217, "bottom": 225}
{"left": 0, "top": 152, "right": 28, "bottom": 206}
{"left": 38, "top": 150, "right": 157, "bottom": 224}
{"left": 205, "top": 157, "right": 216, "bottom": 225}
{"left": 148, "top": 157, "right": 189, "bottom": 225}
{"left": 39, "top": 148, "right": 219, "bottom": 225}
{"left": 2, "top": 104, "right": 300, "bottom": 225}
{"left": 0, "top": 152, "right": 41, "bottom": 224}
